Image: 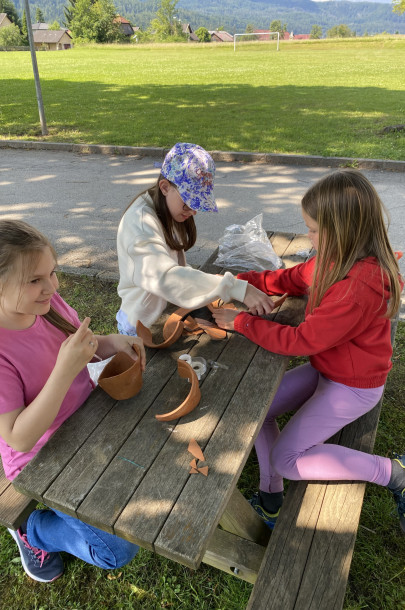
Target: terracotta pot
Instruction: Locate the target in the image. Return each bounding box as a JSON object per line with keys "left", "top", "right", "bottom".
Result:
{"left": 98, "top": 345, "right": 142, "bottom": 400}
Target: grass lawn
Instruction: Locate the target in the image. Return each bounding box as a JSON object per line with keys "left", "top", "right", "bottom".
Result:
{"left": 0, "top": 272, "right": 403, "bottom": 609}
{"left": 1, "top": 37, "right": 405, "bottom": 160}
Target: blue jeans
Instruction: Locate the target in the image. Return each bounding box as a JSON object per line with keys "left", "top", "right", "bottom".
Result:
{"left": 27, "top": 508, "right": 139, "bottom": 569}
{"left": 116, "top": 309, "right": 138, "bottom": 336}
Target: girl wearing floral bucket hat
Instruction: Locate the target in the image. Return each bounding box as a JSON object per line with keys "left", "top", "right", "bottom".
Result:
{"left": 116, "top": 142, "right": 275, "bottom": 334}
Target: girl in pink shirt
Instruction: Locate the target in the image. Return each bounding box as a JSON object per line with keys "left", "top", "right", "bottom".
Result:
{"left": 0, "top": 220, "right": 146, "bottom": 583}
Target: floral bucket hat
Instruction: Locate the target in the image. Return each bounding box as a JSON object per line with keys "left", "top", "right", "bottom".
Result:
{"left": 161, "top": 143, "right": 217, "bottom": 213}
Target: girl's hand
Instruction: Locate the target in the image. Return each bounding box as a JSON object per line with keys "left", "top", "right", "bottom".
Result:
{"left": 212, "top": 308, "right": 240, "bottom": 331}
{"left": 56, "top": 317, "right": 98, "bottom": 378}
{"left": 99, "top": 335, "right": 146, "bottom": 372}
{"left": 243, "top": 284, "right": 275, "bottom": 316}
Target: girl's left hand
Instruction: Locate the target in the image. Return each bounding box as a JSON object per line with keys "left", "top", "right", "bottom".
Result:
{"left": 97, "top": 335, "right": 146, "bottom": 371}
{"left": 212, "top": 308, "right": 240, "bottom": 331}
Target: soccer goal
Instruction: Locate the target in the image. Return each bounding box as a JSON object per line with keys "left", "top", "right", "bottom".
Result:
{"left": 233, "top": 32, "right": 280, "bottom": 52}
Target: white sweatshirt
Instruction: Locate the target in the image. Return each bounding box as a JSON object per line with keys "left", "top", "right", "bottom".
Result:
{"left": 117, "top": 193, "right": 248, "bottom": 327}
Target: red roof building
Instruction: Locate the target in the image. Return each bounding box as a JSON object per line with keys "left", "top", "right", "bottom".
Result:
{"left": 114, "top": 15, "right": 134, "bottom": 37}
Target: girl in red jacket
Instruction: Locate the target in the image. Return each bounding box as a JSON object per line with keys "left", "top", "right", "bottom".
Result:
{"left": 213, "top": 169, "right": 404, "bottom": 532}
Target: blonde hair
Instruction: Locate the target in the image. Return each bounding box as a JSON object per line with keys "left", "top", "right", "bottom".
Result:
{"left": 0, "top": 220, "right": 78, "bottom": 335}
{"left": 126, "top": 174, "right": 197, "bottom": 251}
{"left": 301, "top": 169, "right": 401, "bottom": 318}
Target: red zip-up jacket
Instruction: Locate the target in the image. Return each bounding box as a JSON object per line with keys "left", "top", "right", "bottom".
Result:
{"left": 235, "top": 257, "right": 397, "bottom": 388}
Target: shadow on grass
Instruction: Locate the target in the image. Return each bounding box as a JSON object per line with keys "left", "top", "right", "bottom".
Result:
{"left": 1, "top": 80, "right": 404, "bottom": 158}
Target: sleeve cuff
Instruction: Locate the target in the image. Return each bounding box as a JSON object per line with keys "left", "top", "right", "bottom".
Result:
{"left": 234, "top": 311, "right": 252, "bottom": 334}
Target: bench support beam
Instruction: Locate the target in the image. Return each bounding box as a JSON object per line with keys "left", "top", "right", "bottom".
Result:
{"left": 203, "top": 528, "right": 266, "bottom": 584}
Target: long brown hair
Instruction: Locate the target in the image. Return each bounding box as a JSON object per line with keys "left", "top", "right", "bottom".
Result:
{"left": 301, "top": 169, "right": 401, "bottom": 318}
{"left": 0, "top": 220, "right": 78, "bottom": 335}
{"left": 126, "top": 174, "right": 197, "bottom": 251}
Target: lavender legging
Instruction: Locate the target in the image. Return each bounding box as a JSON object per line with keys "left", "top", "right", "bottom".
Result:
{"left": 255, "top": 363, "right": 392, "bottom": 494}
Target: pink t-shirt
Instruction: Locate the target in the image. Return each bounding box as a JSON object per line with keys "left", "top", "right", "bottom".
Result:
{"left": 0, "top": 293, "right": 93, "bottom": 480}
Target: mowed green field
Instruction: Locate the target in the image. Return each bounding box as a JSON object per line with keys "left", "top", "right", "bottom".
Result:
{"left": 1, "top": 37, "right": 405, "bottom": 160}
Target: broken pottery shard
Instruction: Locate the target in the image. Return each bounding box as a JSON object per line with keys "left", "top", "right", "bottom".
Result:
{"left": 197, "top": 466, "right": 209, "bottom": 477}
{"left": 189, "top": 467, "right": 199, "bottom": 474}
{"left": 188, "top": 438, "right": 205, "bottom": 462}
{"left": 189, "top": 458, "right": 197, "bottom": 469}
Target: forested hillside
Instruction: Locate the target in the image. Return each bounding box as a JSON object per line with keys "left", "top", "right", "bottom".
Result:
{"left": 12, "top": 0, "right": 405, "bottom": 35}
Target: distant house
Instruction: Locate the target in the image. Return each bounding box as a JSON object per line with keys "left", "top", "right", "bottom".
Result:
{"left": 292, "top": 34, "right": 310, "bottom": 40}
{"left": 182, "top": 23, "right": 198, "bottom": 41}
{"left": 31, "top": 22, "right": 49, "bottom": 30}
{"left": 114, "top": 15, "right": 134, "bottom": 37}
{"left": 254, "top": 29, "right": 309, "bottom": 41}
{"left": 0, "top": 12, "right": 12, "bottom": 28}
{"left": 209, "top": 30, "right": 233, "bottom": 43}
{"left": 33, "top": 30, "right": 73, "bottom": 50}
{"left": 253, "top": 29, "right": 270, "bottom": 41}
{"left": 252, "top": 29, "right": 289, "bottom": 40}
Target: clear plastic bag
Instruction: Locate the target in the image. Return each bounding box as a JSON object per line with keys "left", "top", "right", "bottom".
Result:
{"left": 214, "top": 214, "right": 282, "bottom": 272}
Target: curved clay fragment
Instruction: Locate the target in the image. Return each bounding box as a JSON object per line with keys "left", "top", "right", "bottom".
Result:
{"left": 98, "top": 345, "right": 143, "bottom": 400}
{"left": 155, "top": 359, "right": 201, "bottom": 422}
{"left": 272, "top": 292, "right": 288, "bottom": 309}
{"left": 136, "top": 318, "right": 184, "bottom": 349}
{"left": 162, "top": 308, "right": 195, "bottom": 340}
{"left": 139, "top": 300, "right": 237, "bottom": 349}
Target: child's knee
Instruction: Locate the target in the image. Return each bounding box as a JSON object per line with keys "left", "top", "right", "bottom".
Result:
{"left": 270, "top": 441, "right": 299, "bottom": 479}
{"left": 95, "top": 539, "right": 139, "bottom": 570}
{"left": 113, "top": 541, "right": 139, "bottom": 568}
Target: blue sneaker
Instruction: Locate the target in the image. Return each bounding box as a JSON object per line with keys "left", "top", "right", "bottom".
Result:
{"left": 8, "top": 526, "right": 64, "bottom": 582}
{"left": 249, "top": 492, "right": 280, "bottom": 530}
{"left": 391, "top": 453, "right": 405, "bottom": 534}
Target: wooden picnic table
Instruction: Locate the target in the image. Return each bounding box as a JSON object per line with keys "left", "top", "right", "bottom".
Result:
{"left": 13, "top": 231, "right": 312, "bottom": 584}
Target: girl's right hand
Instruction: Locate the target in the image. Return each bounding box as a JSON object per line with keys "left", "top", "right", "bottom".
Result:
{"left": 56, "top": 317, "right": 98, "bottom": 379}
{"left": 243, "top": 284, "right": 276, "bottom": 316}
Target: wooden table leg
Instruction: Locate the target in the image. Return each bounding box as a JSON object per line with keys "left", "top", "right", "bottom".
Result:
{"left": 219, "top": 487, "right": 270, "bottom": 546}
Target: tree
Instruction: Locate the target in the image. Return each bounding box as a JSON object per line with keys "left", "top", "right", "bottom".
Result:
{"left": 0, "top": 22, "right": 23, "bottom": 46}
{"left": 64, "top": 0, "right": 76, "bottom": 28}
{"left": 326, "top": 24, "right": 356, "bottom": 38}
{"left": 270, "top": 19, "right": 287, "bottom": 37}
{"left": 21, "top": 8, "right": 28, "bottom": 40}
{"left": 150, "top": 0, "right": 185, "bottom": 40}
{"left": 393, "top": 0, "right": 405, "bottom": 15}
{"left": 69, "top": 0, "right": 122, "bottom": 42}
{"left": 35, "top": 7, "right": 45, "bottom": 22}
{"left": 195, "top": 26, "right": 210, "bottom": 42}
{"left": 310, "top": 25, "right": 322, "bottom": 39}
{"left": 0, "top": 0, "right": 21, "bottom": 27}
{"left": 49, "top": 20, "right": 61, "bottom": 30}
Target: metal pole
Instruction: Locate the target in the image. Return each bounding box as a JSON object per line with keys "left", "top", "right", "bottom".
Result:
{"left": 23, "top": 0, "right": 48, "bottom": 135}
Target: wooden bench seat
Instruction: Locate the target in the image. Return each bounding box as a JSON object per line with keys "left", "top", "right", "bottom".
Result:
{"left": 247, "top": 316, "right": 399, "bottom": 610}
{"left": 0, "top": 461, "right": 37, "bottom": 530}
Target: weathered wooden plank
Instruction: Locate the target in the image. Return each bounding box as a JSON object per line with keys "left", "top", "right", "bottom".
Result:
{"left": 155, "top": 345, "right": 290, "bottom": 568}
{"left": 295, "top": 481, "right": 366, "bottom": 610}
{"left": 0, "top": 463, "right": 36, "bottom": 529}
{"left": 13, "top": 387, "right": 115, "bottom": 501}
{"left": 202, "top": 528, "right": 266, "bottom": 585}
{"left": 42, "top": 346, "right": 185, "bottom": 518}
{"left": 219, "top": 487, "right": 270, "bottom": 547}
{"left": 76, "top": 331, "right": 227, "bottom": 532}
{"left": 246, "top": 481, "right": 325, "bottom": 610}
{"left": 114, "top": 332, "right": 259, "bottom": 550}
